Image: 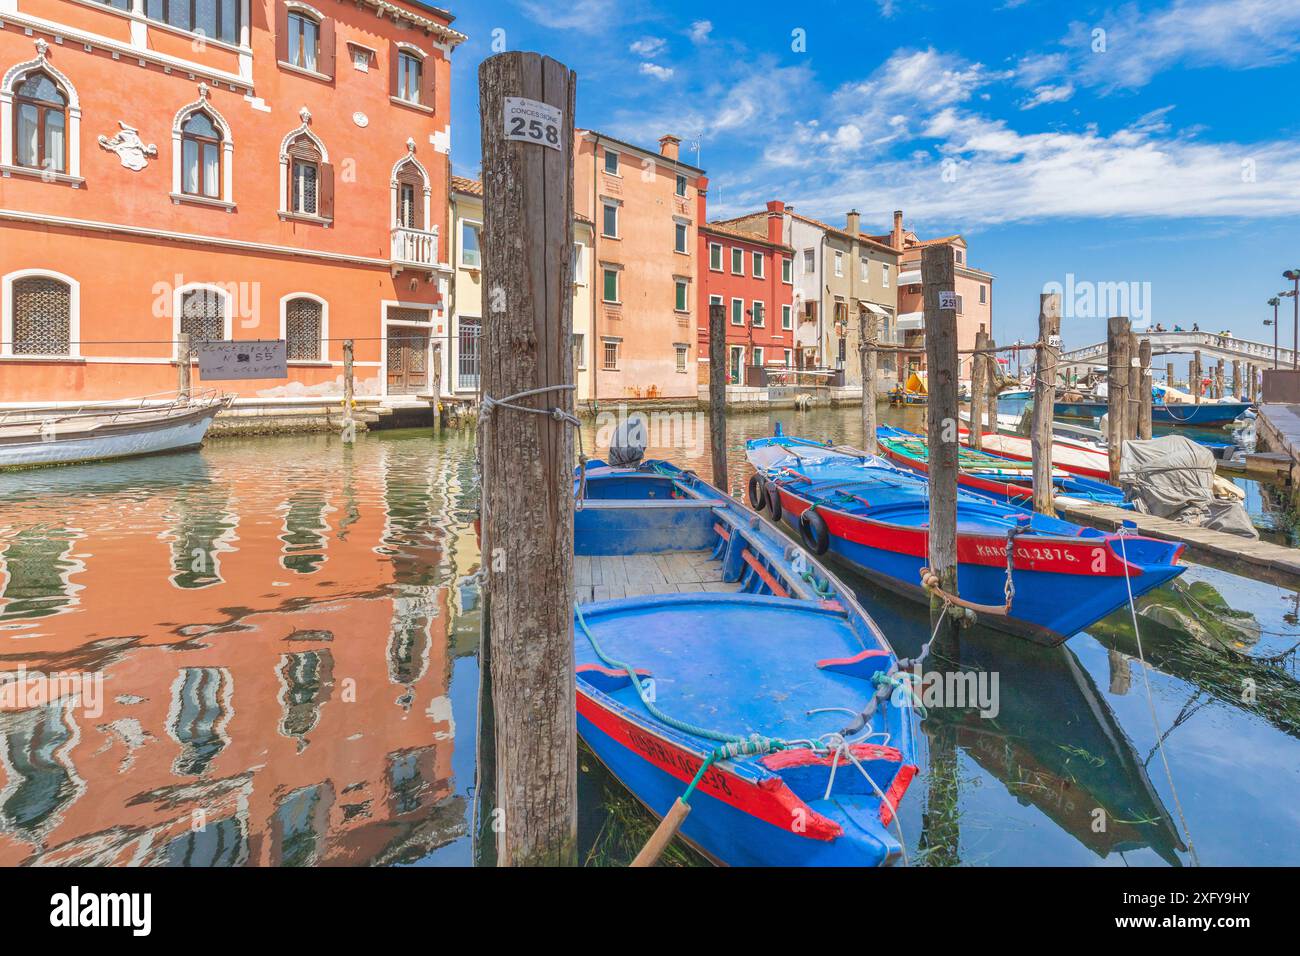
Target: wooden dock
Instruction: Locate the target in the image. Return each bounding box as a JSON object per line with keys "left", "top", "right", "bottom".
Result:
{"left": 1054, "top": 496, "right": 1300, "bottom": 588}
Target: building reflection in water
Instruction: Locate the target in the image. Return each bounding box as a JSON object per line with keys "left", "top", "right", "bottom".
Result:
{"left": 0, "top": 435, "right": 469, "bottom": 866}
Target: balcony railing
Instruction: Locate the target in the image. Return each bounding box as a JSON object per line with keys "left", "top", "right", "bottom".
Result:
{"left": 391, "top": 226, "right": 439, "bottom": 269}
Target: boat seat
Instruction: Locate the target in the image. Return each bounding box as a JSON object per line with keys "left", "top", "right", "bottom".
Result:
{"left": 576, "top": 663, "right": 652, "bottom": 694}
{"left": 815, "top": 648, "right": 893, "bottom": 682}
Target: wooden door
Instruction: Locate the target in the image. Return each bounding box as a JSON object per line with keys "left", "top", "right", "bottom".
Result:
{"left": 387, "top": 330, "right": 429, "bottom": 395}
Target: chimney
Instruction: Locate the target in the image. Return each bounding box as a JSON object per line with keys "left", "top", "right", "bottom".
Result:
{"left": 846, "top": 209, "right": 861, "bottom": 236}
{"left": 658, "top": 134, "right": 680, "bottom": 160}
{"left": 891, "top": 210, "right": 904, "bottom": 250}
{"left": 766, "top": 200, "right": 785, "bottom": 245}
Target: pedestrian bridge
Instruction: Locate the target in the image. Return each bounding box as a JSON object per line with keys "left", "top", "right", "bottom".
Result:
{"left": 1058, "top": 330, "right": 1293, "bottom": 369}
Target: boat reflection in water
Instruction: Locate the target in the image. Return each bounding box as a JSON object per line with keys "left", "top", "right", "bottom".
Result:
{"left": 0, "top": 434, "right": 480, "bottom": 866}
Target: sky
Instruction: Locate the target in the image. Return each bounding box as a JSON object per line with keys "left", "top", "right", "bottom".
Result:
{"left": 437, "top": 0, "right": 1300, "bottom": 354}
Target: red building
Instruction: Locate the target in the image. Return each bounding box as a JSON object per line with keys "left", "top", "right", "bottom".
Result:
{"left": 697, "top": 200, "right": 794, "bottom": 385}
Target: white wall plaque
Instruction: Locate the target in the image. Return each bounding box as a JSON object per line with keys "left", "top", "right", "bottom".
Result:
{"left": 503, "top": 96, "right": 563, "bottom": 150}
{"left": 939, "top": 291, "right": 958, "bottom": 310}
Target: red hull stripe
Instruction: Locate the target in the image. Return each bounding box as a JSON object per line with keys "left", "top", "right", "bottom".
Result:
{"left": 576, "top": 690, "right": 843, "bottom": 842}
{"left": 775, "top": 489, "right": 1143, "bottom": 578}
{"left": 759, "top": 742, "right": 902, "bottom": 770}
{"left": 816, "top": 648, "right": 890, "bottom": 669}
{"left": 880, "top": 764, "right": 918, "bottom": 826}
{"left": 741, "top": 549, "right": 789, "bottom": 598}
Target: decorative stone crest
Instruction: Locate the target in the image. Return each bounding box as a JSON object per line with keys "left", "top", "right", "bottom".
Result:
{"left": 97, "top": 121, "right": 158, "bottom": 171}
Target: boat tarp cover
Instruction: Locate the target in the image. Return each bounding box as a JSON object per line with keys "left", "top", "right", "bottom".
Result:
{"left": 1120, "top": 435, "right": 1258, "bottom": 539}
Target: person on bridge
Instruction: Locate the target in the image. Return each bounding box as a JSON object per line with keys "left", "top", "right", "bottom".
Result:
{"left": 1192, "top": 322, "right": 1200, "bottom": 331}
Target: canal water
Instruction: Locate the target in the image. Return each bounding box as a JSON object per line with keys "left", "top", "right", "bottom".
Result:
{"left": 0, "top": 406, "right": 1296, "bottom": 866}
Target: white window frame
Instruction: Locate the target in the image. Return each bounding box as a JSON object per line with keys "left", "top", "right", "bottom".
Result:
{"left": 601, "top": 199, "right": 620, "bottom": 238}
{"left": 675, "top": 173, "right": 687, "bottom": 197}
{"left": 601, "top": 265, "right": 621, "bottom": 304}
{"left": 0, "top": 47, "right": 83, "bottom": 181}
{"left": 573, "top": 332, "right": 587, "bottom": 370}
{"left": 279, "top": 291, "right": 329, "bottom": 364}
{"left": 674, "top": 220, "right": 689, "bottom": 254}
{"left": 834, "top": 251, "right": 843, "bottom": 277}
{"left": 781, "top": 304, "right": 792, "bottom": 330}
{"left": 751, "top": 299, "right": 765, "bottom": 328}
{"left": 730, "top": 296, "right": 744, "bottom": 326}
{"left": 730, "top": 247, "right": 744, "bottom": 276}
{"left": 171, "top": 86, "right": 235, "bottom": 207}
{"left": 603, "top": 148, "right": 620, "bottom": 176}
{"left": 1, "top": 268, "right": 81, "bottom": 359}
{"left": 172, "top": 282, "right": 234, "bottom": 360}
{"left": 708, "top": 242, "right": 723, "bottom": 271}
{"left": 753, "top": 346, "right": 764, "bottom": 367}
{"left": 390, "top": 148, "right": 432, "bottom": 231}
{"left": 675, "top": 343, "right": 688, "bottom": 372}
{"left": 860, "top": 257, "right": 869, "bottom": 281}
{"left": 782, "top": 257, "right": 793, "bottom": 283}
{"left": 803, "top": 248, "right": 814, "bottom": 273}
{"left": 752, "top": 252, "right": 764, "bottom": 278}
{"left": 460, "top": 218, "right": 482, "bottom": 269}
{"left": 277, "top": 112, "right": 329, "bottom": 217}
{"left": 882, "top": 263, "right": 890, "bottom": 288}
{"left": 601, "top": 336, "right": 621, "bottom": 370}
{"left": 572, "top": 242, "right": 587, "bottom": 285}
{"left": 674, "top": 278, "right": 690, "bottom": 313}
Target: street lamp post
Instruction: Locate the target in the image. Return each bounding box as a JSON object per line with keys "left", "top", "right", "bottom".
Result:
{"left": 1285, "top": 270, "right": 1300, "bottom": 369}
{"left": 1267, "top": 297, "right": 1280, "bottom": 369}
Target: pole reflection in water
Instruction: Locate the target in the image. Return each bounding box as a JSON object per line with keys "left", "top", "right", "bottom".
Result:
{"left": 0, "top": 405, "right": 1297, "bottom": 866}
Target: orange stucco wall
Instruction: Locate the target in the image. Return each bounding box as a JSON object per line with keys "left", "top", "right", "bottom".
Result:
{"left": 0, "top": 0, "right": 457, "bottom": 403}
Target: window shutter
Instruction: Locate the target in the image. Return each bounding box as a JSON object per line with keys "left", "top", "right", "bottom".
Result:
{"left": 318, "top": 17, "right": 336, "bottom": 77}
{"left": 423, "top": 52, "right": 437, "bottom": 109}
{"left": 318, "top": 162, "right": 335, "bottom": 219}
{"left": 275, "top": 0, "right": 289, "bottom": 64}
{"left": 389, "top": 42, "right": 400, "bottom": 97}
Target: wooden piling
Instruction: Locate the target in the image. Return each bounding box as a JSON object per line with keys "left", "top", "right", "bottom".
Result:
{"left": 859, "top": 310, "right": 878, "bottom": 454}
{"left": 1126, "top": 330, "right": 1141, "bottom": 440}
{"left": 1192, "top": 351, "right": 1202, "bottom": 404}
{"left": 984, "top": 336, "right": 999, "bottom": 441}
{"left": 1107, "top": 317, "right": 1129, "bottom": 482}
{"left": 1138, "top": 339, "right": 1153, "bottom": 440}
{"left": 1216, "top": 360, "right": 1225, "bottom": 401}
{"left": 922, "top": 244, "right": 959, "bottom": 601}
{"left": 177, "top": 331, "right": 192, "bottom": 400}
{"left": 708, "top": 301, "right": 728, "bottom": 491}
{"left": 342, "top": 339, "right": 355, "bottom": 442}
{"left": 1032, "top": 294, "right": 1061, "bottom": 514}
{"left": 477, "top": 51, "right": 578, "bottom": 867}
{"left": 969, "top": 328, "right": 987, "bottom": 450}
{"left": 1232, "top": 360, "right": 1242, "bottom": 400}
{"left": 1166, "top": 362, "right": 1174, "bottom": 391}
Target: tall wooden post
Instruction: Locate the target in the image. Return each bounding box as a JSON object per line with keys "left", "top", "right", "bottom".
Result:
{"left": 708, "top": 302, "right": 728, "bottom": 490}
{"left": 1166, "top": 362, "right": 1174, "bottom": 392}
{"left": 969, "top": 328, "right": 987, "bottom": 449}
{"left": 1216, "top": 360, "right": 1225, "bottom": 401}
{"left": 1032, "top": 294, "right": 1061, "bottom": 514}
{"left": 1232, "top": 360, "right": 1241, "bottom": 399}
{"left": 985, "top": 337, "right": 999, "bottom": 440}
{"left": 477, "top": 51, "right": 577, "bottom": 867}
{"left": 858, "top": 310, "right": 878, "bottom": 454}
{"left": 1138, "top": 339, "right": 1153, "bottom": 440}
{"left": 1192, "top": 351, "right": 1202, "bottom": 403}
{"left": 922, "top": 244, "right": 959, "bottom": 603}
{"left": 1125, "top": 332, "right": 1140, "bottom": 440}
{"left": 1107, "top": 317, "right": 1129, "bottom": 482}
{"left": 342, "top": 338, "right": 355, "bottom": 442}
{"left": 177, "top": 331, "right": 192, "bottom": 400}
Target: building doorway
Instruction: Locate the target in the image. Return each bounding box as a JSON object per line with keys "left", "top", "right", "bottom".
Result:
{"left": 386, "top": 329, "right": 429, "bottom": 395}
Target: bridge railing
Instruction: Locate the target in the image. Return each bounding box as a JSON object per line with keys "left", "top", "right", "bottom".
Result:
{"left": 1060, "top": 331, "right": 1295, "bottom": 368}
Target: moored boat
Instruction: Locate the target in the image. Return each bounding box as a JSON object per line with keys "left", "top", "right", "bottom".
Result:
{"left": 0, "top": 392, "right": 232, "bottom": 470}
{"left": 876, "top": 425, "right": 1128, "bottom": 507}
{"left": 1054, "top": 399, "right": 1251, "bottom": 426}
{"left": 745, "top": 430, "right": 1186, "bottom": 644}
{"left": 574, "top": 458, "right": 920, "bottom": 866}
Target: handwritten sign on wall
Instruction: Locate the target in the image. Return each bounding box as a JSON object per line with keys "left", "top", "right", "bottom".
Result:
{"left": 197, "top": 340, "right": 288, "bottom": 380}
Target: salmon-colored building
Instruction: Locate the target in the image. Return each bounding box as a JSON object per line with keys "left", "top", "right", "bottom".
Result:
{"left": 573, "top": 130, "right": 705, "bottom": 403}
{"left": 0, "top": 0, "right": 464, "bottom": 406}
{"left": 697, "top": 201, "right": 794, "bottom": 385}
{"left": 879, "top": 211, "right": 994, "bottom": 380}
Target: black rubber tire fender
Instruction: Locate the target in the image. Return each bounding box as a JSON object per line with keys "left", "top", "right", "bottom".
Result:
{"left": 799, "top": 508, "right": 830, "bottom": 555}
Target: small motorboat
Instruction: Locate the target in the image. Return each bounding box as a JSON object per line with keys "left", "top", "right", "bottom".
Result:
{"left": 888, "top": 370, "right": 927, "bottom": 406}
{"left": 875, "top": 425, "right": 1128, "bottom": 508}
{"left": 0, "top": 391, "right": 231, "bottom": 470}
{"left": 745, "top": 429, "right": 1186, "bottom": 644}
{"left": 959, "top": 410, "right": 1113, "bottom": 481}
{"left": 574, "top": 457, "right": 919, "bottom": 866}
{"left": 1055, "top": 398, "right": 1251, "bottom": 426}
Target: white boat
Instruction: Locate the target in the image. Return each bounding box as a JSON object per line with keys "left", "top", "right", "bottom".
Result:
{"left": 0, "top": 392, "right": 231, "bottom": 470}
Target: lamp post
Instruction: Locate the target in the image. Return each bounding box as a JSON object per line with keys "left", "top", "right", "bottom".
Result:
{"left": 1285, "top": 270, "right": 1300, "bottom": 369}
{"left": 1267, "top": 296, "right": 1280, "bottom": 369}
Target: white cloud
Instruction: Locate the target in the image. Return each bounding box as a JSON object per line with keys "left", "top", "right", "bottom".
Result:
{"left": 629, "top": 36, "right": 667, "bottom": 58}
{"left": 516, "top": 0, "right": 618, "bottom": 33}
{"left": 688, "top": 20, "right": 713, "bottom": 44}
{"left": 639, "top": 62, "right": 675, "bottom": 81}
{"left": 1020, "top": 82, "right": 1075, "bottom": 109}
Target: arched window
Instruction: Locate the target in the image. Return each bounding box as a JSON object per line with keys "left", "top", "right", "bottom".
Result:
{"left": 395, "top": 162, "right": 424, "bottom": 229}
{"left": 10, "top": 276, "right": 71, "bottom": 355}
{"left": 180, "top": 111, "right": 222, "bottom": 199}
{"left": 179, "top": 287, "right": 226, "bottom": 345}
{"left": 287, "top": 11, "right": 320, "bottom": 71}
{"left": 13, "top": 72, "right": 66, "bottom": 173}
{"left": 287, "top": 135, "right": 321, "bottom": 215}
{"left": 284, "top": 296, "right": 324, "bottom": 361}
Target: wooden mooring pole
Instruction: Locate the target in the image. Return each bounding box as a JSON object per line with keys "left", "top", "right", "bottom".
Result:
{"left": 1138, "top": 339, "right": 1153, "bottom": 440}
{"left": 1032, "top": 294, "right": 1061, "bottom": 514}
{"left": 342, "top": 338, "right": 355, "bottom": 442}
{"left": 969, "top": 328, "right": 987, "bottom": 450}
{"left": 709, "top": 301, "right": 729, "bottom": 491}
{"left": 477, "top": 51, "right": 578, "bottom": 867}
{"left": 859, "top": 310, "right": 878, "bottom": 454}
{"left": 922, "top": 244, "right": 959, "bottom": 607}
{"left": 984, "top": 336, "right": 999, "bottom": 440}
{"left": 177, "top": 331, "right": 192, "bottom": 400}
{"left": 1106, "top": 317, "right": 1129, "bottom": 482}
{"left": 1126, "top": 330, "right": 1141, "bottom": 441}
{"left": 1192, "top": 350, "right": 1202, "bottom": 404}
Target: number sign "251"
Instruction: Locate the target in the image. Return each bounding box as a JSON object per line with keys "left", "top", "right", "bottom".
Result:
{"left": 503, "top": 97, "right": 563, "bottom": 151}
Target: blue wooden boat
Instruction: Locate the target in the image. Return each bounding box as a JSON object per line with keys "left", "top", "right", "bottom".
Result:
{"left": 574, "top": 459, "right": 920, "bottom": 866}
{"left": 1054, "top": 399, "right": 1250, "bottom": 426}
{"left": 875, "top": 425, "right": 1130, "bottom": 509}
{"left": 745, "top": 430, "right": 1186, "bottom": 644}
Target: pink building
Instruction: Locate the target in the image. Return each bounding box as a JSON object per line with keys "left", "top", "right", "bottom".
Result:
{"left": 572, "top": 130, "right": 705, "bottom": 402}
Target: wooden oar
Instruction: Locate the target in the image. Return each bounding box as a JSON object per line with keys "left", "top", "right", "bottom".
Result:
{"left": 630, "top": 798, "right": 692, "bottom": 867}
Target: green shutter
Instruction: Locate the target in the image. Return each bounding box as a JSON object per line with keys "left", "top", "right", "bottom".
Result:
{"left": 604, "top": 269, "right": 618, "bottom": 302}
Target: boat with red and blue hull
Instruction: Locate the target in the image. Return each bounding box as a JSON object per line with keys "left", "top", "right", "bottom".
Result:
{"left": 745, "top": 431, "right": 1186, "bottom": 645}
{"left": 574, "top": 459, "right": 919, "bottom": 866}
